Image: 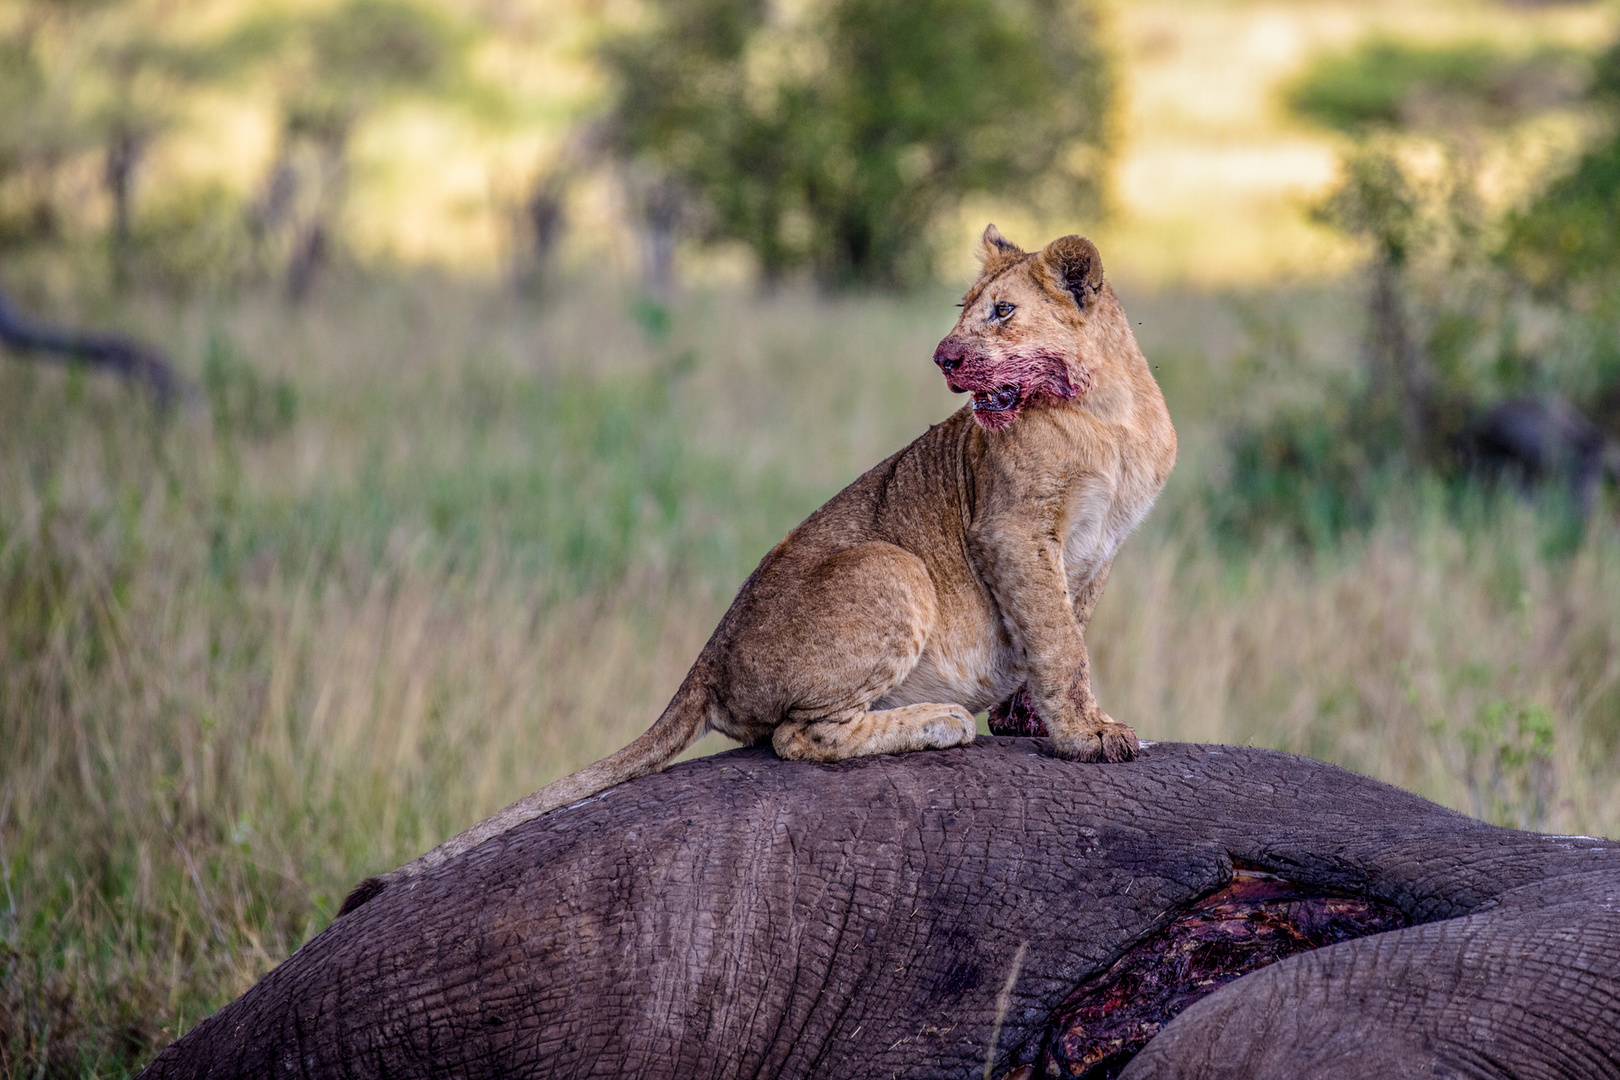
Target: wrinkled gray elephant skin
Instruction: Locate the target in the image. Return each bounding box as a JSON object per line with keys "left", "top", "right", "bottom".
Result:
{"left": 138, "top": 740, "right": 1619, "bottom": 1080}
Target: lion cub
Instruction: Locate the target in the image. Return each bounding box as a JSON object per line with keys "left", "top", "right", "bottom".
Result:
{"left": 342, "top": 228, "right": 1175, "bottom": 912}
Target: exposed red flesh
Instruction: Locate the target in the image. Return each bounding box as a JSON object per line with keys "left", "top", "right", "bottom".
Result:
{"left": 1030, "top": 871, "right": 1408, "bottom": 1078}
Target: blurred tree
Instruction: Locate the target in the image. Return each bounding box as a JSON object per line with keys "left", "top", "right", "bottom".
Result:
{"left": 1314, "top": 143, "right": 1431, "bottom": 457}
{"left": 0, "top": 1, "right": 109, "bottom": 251}
{"left": 1504, "top": 136, "right": 1620, "bottom": 302}
{"left": 1287, "top": 39, "right": 1584, "bottom": 134}
{"left": 0, "top": 0, "right": 530, "bottom": 298}
{"left": 600, "top": 0, "right": 1113, "bottom": 288}
{"left": 90, "top": 32, "right": 196, "bottom": 286}
{"left": 1503, "top": 38, "right": 1620, "bottom": 437}
{"left": 516, "top": 167, "right": 569, "bottom": 289}
{"left": 0, "top": 1, "right": 227, "bottom": 285}
{"left": 1504, "top": 38, "right": 1620, "bottom": 304}
{"left": 1210, "top": 37, "right": 1613, "bottom": 548}
{"left": 215, "top": 0, "right": 472, "bottom": 298}
{"left": 1294, "top": 38, "right": 1589, "bottom": 454}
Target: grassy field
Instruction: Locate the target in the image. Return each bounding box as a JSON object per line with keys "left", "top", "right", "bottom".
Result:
{"left": 2, "top": 270, "right": 1618, "bottom": 1075}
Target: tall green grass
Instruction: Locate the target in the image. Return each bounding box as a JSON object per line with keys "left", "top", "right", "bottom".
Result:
{"left": 1, "top": 272, "right": 1616, "bottom": 1076}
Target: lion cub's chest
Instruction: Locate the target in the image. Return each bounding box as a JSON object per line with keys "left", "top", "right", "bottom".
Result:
{"left": 1062, "top": 470, "right": 1152, "bottom": 596}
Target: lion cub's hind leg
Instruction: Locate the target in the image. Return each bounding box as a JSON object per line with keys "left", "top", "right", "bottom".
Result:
{"left": 773, "top": 703, "right": 977, "bottom": 762}
{"left": 729, "top": 540, "right": 977, "bottom": 763}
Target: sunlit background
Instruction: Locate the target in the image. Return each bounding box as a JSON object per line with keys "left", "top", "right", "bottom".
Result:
{"left": 3, "top": 0, "right": 1620, "bottom": 1072}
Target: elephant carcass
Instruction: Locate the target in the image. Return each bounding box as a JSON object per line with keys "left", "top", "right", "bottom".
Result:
{"left": 136, "top": 740, "right": 1620, "bottom": 1080}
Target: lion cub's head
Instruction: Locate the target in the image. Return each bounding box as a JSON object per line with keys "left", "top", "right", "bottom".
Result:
{"left": 933, "top": 226, "right": 1108, "bottom": 432}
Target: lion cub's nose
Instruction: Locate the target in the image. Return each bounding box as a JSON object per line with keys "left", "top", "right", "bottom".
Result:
{"left": 933, "top": 340, "right": 965, "bottom": 372}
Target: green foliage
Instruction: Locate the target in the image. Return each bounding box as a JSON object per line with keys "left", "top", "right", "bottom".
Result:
{"left": 630, "top": 296, "right": 674, "bottom": 341}
{"left": 0, "top": 0, "right": 262, "bottom": 260}
{"left": 202, "top": 334, "right": 297, "bottom": 441}
{"left": 0, "top": 0, "right": 489, "bottom": 294}
{"left": 601, "top": 0, "right": 1113, "bottom": 286}
{"left": 123, "top": 183, "right": 254, "bottom": 292}
{"left": 308, "top": 0, "right": 460, "bottom": 94}
{"left": 1287, "top": 38, "right": 1582, "bottom": 133}
{"left": 1443, "top": 697, "right": 1556, "bottom": 829}
{"left": 1210, "top": 400, "right": 1392, "bottom": 551}
{"left": 0, "top": 4, "right": 99, "bottom": 250}
{"left": 220, "top": 0, "right": 470, "bottom": 117}
{"left": 1313, "top": 138, "right": 1438, "bottom": 268}
{"left": 1502, "top": 41, "right": 1620, "bottom": 305}
{"left": 1504, "top": 136, "right": 1620, "bottom": 300}
{"left": 1211, "top": 139, "right": 1501, "bottom": 550}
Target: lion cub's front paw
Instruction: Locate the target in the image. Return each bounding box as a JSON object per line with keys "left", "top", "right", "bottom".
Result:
{"left": 920, "top": 705, "right": 979, "bottom": 749}
{"left": 1049, "top": 714, "right": 1139, "bottom": 763}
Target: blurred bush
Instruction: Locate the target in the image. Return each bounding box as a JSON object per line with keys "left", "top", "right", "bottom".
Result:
{"left": 1504, "top": 38, "right": 1620, "bottom": 316}
{"left": 1287, "top": 38, "right": 1584, "bottom": 133}
{"left": 1213, "top": 36, "right": 1620, "bottom": 549}
{"left": 600, "top": 0, "right": 1114, "bottom": 287}
{"left": 1212, "top": 394, "right": 1390, "bottom": 553}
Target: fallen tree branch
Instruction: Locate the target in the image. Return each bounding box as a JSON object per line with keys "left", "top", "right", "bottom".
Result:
{"left": 0, "top": 285, "right": 185, "bottom": 408}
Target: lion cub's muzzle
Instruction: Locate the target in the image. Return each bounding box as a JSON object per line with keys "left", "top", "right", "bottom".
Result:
{"left": 934, "top": 336, "right": 1080, "bottom": 430}
{"left": 932, "top": 337, "right": 1004, "bottom": 401}
{"left": 932, "top": 337, "right": 970, "bottom": 373}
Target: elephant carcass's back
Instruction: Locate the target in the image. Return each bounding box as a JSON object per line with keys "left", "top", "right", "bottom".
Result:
{"left": 136, "top": 741, "right": 1617, "bottom": 1080}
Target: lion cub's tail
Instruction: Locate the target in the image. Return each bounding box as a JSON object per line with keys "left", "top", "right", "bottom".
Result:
{"left": 339, "top": 668, "right": 713, "bottom": 915}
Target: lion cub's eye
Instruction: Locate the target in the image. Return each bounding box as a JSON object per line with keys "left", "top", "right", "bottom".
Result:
{"left": 991, "top": 301, "right": 1015, "bottom": 320}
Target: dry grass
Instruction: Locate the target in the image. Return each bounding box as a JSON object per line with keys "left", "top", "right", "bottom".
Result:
{"left": 0, "top": 270, "right": 1616, "bottom": 1076}
{"left": 1095, "top": 509, "right": 1620, "bottom": 833}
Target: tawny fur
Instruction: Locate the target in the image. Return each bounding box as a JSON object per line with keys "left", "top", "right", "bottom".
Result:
{"left": 341, "top": 228, "right": 1176, "bottom": 914}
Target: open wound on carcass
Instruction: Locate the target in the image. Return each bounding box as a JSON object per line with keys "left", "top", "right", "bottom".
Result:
{"left": 1017, "top": 869, "right": 1408, "bottom": 1079}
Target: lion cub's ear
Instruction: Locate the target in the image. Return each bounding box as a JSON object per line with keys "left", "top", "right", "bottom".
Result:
{"left": 978, "top": 224, "right": 1025, "bottom": 273}
{"left": 1041, "top": 235, "right": 1104, "bottom": 311}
